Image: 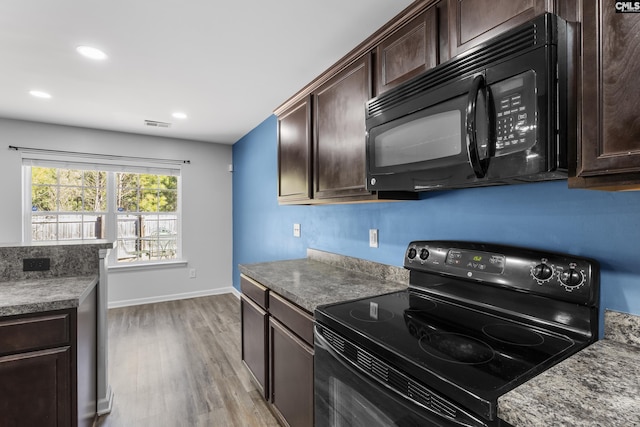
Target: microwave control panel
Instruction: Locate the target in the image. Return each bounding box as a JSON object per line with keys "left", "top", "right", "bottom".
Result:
{"left": 493, "top": 70, "right": 536, "bottom": 156}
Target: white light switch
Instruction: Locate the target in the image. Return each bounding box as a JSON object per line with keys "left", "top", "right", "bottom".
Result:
{"left": 369, "top": 229, "right": 379, "bottom": 248}
{"left": 293, "top": 223, "right": 301, "bottom": 238}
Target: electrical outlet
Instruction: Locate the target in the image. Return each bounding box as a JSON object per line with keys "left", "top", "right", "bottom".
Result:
{"left": 23, "top": 258, "right": 51, "bottom": 271}
{"left": 293, "top": 223, "right": 301, "bottom": 238}
{"left": 369, "top": 229, "right": 379, "bottom": 248}
{"left": 189, "top": 269, "right": 197, "bottom": 278}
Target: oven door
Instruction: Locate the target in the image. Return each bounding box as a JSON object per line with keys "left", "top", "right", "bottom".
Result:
{"left": 314, "top": 326, "right": 487, "bottom": 427}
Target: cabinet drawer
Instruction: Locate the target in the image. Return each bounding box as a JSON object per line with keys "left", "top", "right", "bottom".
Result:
{"left": 269, "top": 292, "right": 314, "bottom": 346}
{"left": 0, "top": 312, "right": 70, "bottom": 355}
{"left": 241, "top": 274, "right": 268, "bottom": 310}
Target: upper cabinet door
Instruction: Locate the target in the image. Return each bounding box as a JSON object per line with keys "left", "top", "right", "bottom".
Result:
{"left": 448, "top": 0, "right": 547, "bottom": 57}
{"left": 313, "top": 55, "right": 372, "bottom": 200}
{"left": 570, "top": 1, "right": 640, "bottom": 190}
{"left": 277, "top": 96, "right": 312, "bottom": 204}
{"left": 375, "top": 7, "right": 438, "bottom": 96}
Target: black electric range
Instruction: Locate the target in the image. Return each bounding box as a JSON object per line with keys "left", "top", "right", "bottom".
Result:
{"left": 314, "top": 241, "right": 599, "bottom": 427}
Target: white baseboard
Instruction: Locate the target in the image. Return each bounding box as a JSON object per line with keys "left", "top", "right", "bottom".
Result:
{"left": 229, "top": 286, "right": 241, "bottom": 299}
{"left": 108, "top": 286, "right": 240, "bottom": 308}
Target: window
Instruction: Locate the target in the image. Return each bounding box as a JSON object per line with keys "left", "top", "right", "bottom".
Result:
{"left": 31, "top": 167, "right": 107, "bottom": 241}
{"left": 115, "top": 172, "right": 178, "bottom": 262}
{"left": 26, "top": 163, "right": 181, "bottom": 264}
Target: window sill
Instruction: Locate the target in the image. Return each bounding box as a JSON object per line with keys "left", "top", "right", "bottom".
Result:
{"left": 107, "top": 259, "right": 188, "bottom": 272}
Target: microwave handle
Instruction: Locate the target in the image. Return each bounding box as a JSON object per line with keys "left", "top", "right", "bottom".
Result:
{"left": 466, "top": 74, "right": 495, "bottom": 178}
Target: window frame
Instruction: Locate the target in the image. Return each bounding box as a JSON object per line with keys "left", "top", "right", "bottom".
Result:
{"left": 22, "top": 159, "right": 183, "bottom": 267}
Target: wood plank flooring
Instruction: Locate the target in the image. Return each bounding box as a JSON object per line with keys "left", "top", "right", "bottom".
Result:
{"left": 96, "top": 294, "right": 280, "bottom": 427}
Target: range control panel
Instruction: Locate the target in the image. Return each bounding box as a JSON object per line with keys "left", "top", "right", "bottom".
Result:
{"left": 404, "top": 241, "right": 599, "bottom": 306}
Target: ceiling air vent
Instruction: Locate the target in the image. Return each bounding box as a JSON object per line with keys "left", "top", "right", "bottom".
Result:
{"left": 144, "top": 120, "right": 171, "bottom": 128}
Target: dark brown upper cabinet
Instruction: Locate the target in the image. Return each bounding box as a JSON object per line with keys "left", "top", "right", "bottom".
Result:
{"left": 273, "top": 1, "right": 433, "bottom": 205}
{"left": 448, "top": 0, "right": 548, "bottom": 57}
{"left": 375, "top": 6, "right": 438, "bottom": 96}
{"left": 273, "top": 0, "right": 592, "bottom": 204}
{"left": 277, "top": 96, "right": 312, "bottom": 204}
{"left": 569, "top": 1, "right": 640, "bottom": 190}
{"left": 313, "top": 55, "right": 373, "bottom": 201}
{"left": 274, "top": 0, "right": 640, "bottom": 198}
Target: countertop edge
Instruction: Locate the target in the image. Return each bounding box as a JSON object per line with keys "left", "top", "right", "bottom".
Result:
{"left": 77, "top": 275, "right": 99, "bottom": 306}
{"left": 0, "top": 275, "right": 99, "bottom": 317}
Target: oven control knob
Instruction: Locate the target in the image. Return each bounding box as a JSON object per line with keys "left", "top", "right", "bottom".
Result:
{"left": 419, "top": 248, "right": 430, "bottom": 260}
{"left": 559, "top": 265, "right": 585, "bottom": 290}
{"left": 407, "top": 248, "right": 417, "bottom": 259}
{"left": 532, "top": 263, "right": 553, "bottom": 281}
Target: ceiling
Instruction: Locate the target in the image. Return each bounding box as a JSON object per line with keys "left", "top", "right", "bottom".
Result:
{"left": 0, "top": 0, "right": 414, "bottom": 145}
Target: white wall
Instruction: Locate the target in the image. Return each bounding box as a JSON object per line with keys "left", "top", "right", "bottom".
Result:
{"left": 0, "top": 118, "right": 234, "bottom": 306}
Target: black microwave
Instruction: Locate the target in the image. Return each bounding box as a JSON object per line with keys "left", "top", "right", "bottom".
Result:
{"left": 365, "top": 14, "right": 576, "bottom": 192}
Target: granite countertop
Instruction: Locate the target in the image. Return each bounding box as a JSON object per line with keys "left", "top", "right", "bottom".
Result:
{"left": 238, "top": 249, "right": 408, "bottom": 313}
{"left": 498, "top": 310, "right": 640, "bottom": 426}
{"left": 0, "top": 275, "right": 99, "bottom": 317}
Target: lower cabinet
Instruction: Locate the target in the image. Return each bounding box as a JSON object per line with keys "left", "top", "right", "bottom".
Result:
{"left": 0, "top": 286, "right": 97, "bottom": 427}
{"left": 269, "top": 292, "right": 314, "bottom": 427}
{"left": 270, "top": 318, "right": 314, "bottom": 427}
{"left": 240, "top": 274, "right": 314, "bottom": 427}
{"left": 0, "top": 347, "right": 71, "bottom": 426}
{"left": 240, "top": 294, "right": 268, "bottom": 398}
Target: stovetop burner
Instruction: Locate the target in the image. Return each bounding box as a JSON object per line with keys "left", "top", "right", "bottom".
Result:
{"left": 419, "top": 332, "right": 495, "bottom": 364}
{"left": 483, "top": 324, "right": 545, "bottom": 346}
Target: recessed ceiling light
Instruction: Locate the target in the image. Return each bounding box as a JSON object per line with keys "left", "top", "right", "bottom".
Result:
{"left": 76, "top": 45, "right": 108, "bottom": 60}
{"left": 172, "top": 112, "right": 188, "bottom": 119}
{"left": 29, "top": 90, "right": 52, "bottom": 99}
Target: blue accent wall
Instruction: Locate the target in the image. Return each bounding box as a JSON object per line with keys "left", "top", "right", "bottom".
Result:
{"left": 233, "top": 115, "right": 640, "bottom": 319}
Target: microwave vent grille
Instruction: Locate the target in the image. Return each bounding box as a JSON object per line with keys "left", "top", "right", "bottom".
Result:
{"left": 367, "top": 16, "right": 549, "bottom": 118}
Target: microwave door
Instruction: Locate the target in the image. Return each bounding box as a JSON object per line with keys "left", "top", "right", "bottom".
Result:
{"left": 367, "top": 76, "right": 489, "bottom": 192}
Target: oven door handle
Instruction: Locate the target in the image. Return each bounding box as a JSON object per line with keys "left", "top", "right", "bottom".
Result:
{"left": 466, "top": 74, "right": 495, "bottom": 179}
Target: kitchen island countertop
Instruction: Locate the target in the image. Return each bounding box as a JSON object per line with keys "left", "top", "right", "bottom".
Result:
{"left": 0, "top": 275, "right": 98, "bottom": 317}
{"left": 239, "top": 248, "right": 408, "bottom": 313}
{"left": 498, "top": 310, "right": 640, "bottom": 426}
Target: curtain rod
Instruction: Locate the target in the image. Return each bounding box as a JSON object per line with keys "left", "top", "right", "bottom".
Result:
{"left": 8, "top": 145, "right": 191, "bottom": 165}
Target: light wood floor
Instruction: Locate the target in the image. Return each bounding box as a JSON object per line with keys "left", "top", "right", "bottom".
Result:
{"left": 96, "top": 294, "right": 280, "bottom": 427}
